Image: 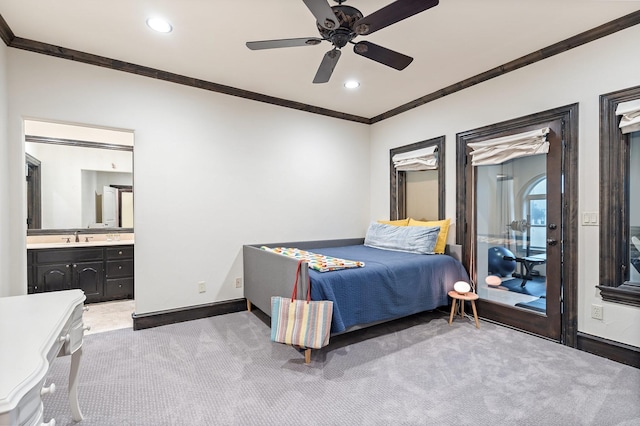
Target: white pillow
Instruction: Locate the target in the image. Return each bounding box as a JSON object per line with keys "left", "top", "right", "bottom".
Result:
{"left": 364, "top": 222, "right": 440, "bottom": 254}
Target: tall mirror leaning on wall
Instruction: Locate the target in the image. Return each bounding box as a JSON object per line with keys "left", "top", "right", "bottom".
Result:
{"left": 25, "top": 120, "right": 134, "bottom": 236}
{"left": 598, "top": 89, "right": 640, "bottom": 306}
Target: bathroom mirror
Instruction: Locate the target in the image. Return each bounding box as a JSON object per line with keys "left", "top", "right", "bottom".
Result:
{"left": 25, "top": 120, "right": 134, "bottom": 235}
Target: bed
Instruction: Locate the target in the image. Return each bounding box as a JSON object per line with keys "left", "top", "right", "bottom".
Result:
{"left": 243, "top": 235, "right": 469, "bottom": 362}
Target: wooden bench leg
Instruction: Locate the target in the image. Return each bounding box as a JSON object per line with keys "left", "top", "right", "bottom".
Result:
{"left": 449, "top": 299, "right": 457, "bottom": 325}
{"left": 305, "top": 349, "right": 311, "bottom": 364}
{"left": 471, "top": 300, "right": 480, "bottom": 329}
{"left": 246, "top": 299, "right": 252, "bottom": 312}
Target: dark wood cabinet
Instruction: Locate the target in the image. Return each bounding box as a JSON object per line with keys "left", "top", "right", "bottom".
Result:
{"left": 74, "top": 261, "right": 104, "bottom": 302}
{"left": 105, "top": 246, "right": 134, "bottom": 299}
{"left": 34, "top": 263, "right": 72, "bottom": 292}
{"left": 28, "top": 245, "right": 133, "bottom": 303}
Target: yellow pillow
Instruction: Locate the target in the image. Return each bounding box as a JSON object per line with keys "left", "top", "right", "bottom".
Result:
{"left": 408, "top": 218, "right": 451, "bottom": 254}
{"left": 377, "top": 218, "right": 409, "bottom": 227}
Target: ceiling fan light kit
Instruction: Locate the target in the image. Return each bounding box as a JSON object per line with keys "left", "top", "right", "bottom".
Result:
{"left": 246, "top": 0, "right": 439, "bottom": 83}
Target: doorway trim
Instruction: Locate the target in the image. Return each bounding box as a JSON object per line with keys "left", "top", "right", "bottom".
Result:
{"left": 25, "top": 153, "right": 41, "bottom": 229}
{"left": 455, "top": 104, "right": 579, "bottom": 347}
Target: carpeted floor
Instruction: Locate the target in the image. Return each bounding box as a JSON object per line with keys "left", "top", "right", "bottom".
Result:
{"left": 43, "top": 310, "right": 640, "bottom": 426}
{"left": 500, "top": 276, "right": 547, "bottom": 297}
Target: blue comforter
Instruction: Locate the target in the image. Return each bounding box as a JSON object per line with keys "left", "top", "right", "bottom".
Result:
{"left": 309, "top": 245, "right": 469, "bottom": 334}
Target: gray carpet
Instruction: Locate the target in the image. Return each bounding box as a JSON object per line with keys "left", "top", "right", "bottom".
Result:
{"left": 43, "top": 310, "right": 640, "bottom": 426}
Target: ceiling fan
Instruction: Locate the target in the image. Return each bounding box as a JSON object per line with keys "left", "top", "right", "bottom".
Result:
{"left": 246, "top": 0, "right": 439, "bottom": 84}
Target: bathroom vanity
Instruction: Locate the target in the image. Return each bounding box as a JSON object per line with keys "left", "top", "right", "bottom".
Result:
{"left": 27, "top": 237, "right": 134, "bottom": 303}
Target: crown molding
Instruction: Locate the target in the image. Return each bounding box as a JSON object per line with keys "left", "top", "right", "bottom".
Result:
{"left": 1, "top": 10, "right": 639, "bottom": 124}
{"left": 370, "top": 10, "right": 640, "bottom": 123}
{"left": 0, "top": 13, "right": 15, "bottom": 45}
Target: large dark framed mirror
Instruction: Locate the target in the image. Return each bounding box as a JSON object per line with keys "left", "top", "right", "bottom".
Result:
{"left": 597, "top": 85, "right": 640, "bottom": 307}
{"left": 389, "top": 136, "right": 445, "bottom": 221}
{"left": 25, "top": 120, "right": 134, "bottom": 236}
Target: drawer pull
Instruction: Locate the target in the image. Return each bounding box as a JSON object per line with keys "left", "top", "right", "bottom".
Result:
{"left": 118, "top": 250, "right": 123, "bottom": 255}
{"left": 83, "top": 324, "right": 91, "bottom": 332}
{"left": 41, "top": 383, "right": 56, "bottom": 396}
{"left": 119, "top": 266, "right": 122, "bottom": 269}
{"left": 83, "top": 306, "right": 89, "bottom": 312}
{"left": 41, "top": 419, "right": 56, "bottom": 426}
{"left": 59, "top": 334, "right": 70, "bottom": 343}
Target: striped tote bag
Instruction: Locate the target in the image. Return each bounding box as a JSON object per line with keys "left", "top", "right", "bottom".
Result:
{"left": 271, "top": 260, "right": 333, "bottom": 349}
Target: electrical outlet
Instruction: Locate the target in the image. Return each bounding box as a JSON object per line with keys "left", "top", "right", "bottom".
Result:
{"left": 235, "top": 277, "right": 242, "bottom": 288}
{"left": 591, "top": 304, "right": 603, "bottom": 320}
{"left": 198, "top": 281, "right": 206, "bottom": 293}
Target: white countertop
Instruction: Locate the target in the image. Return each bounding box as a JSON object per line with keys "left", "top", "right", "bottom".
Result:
{"left": 27, "top": 239, "right": 135, "bottom": 250}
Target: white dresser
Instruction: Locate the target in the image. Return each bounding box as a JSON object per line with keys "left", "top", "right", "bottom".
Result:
{"left": 0, "top": 290, "right": 88, "bottom": 426}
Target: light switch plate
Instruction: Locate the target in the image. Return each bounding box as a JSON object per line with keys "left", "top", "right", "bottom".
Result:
{"left": 582, "top": 211, "right": 598, "bottom": 226}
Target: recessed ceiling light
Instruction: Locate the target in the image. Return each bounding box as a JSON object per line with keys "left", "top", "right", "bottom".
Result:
{"left": 146, "top": 17, "right": 172, "bottom": 33}
{"left": 344, "top": 80, "right": 360, "bottom": 89}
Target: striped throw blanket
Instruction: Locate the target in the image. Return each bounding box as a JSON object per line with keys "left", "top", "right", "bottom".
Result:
{"left": 261, "top": 246, "right": 365, "bottom": 272}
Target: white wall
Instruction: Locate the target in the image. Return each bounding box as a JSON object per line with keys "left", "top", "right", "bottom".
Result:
{"left": 370, "top": 25, "right": 640, "bottom": 348}
{"left": 5, "top": 49, "right": 371, "bottom": 314}
{"left": 0, "top": 42, "right": 8, "bottom": 297}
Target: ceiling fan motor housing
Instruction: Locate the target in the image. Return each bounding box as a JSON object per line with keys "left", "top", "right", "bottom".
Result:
{"left": 317, "top": 5, "right": 363, "bottom": 48}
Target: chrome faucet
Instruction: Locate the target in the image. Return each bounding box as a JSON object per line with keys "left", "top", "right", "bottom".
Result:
{"left": 74, "top": 231, "right": 80, "bottom": 243}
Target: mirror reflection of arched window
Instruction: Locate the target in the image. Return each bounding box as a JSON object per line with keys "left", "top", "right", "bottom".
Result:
{"left": 522, "top": 176, "right": 547, "bottom": 254}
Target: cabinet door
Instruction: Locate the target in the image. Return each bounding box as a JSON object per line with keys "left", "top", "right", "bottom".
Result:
{"left": 73, "top": 261, "right": 104, "bottom": 302}
{"left": 36, "top": 263, "right": 72, "bottom": 293}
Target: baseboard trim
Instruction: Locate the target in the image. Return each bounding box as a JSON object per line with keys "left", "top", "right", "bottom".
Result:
{"left": 132, "top": 298, "right": 247, "bottom": 330}
{"left": 576, "top": 332, "right": 640, "bottom": 368}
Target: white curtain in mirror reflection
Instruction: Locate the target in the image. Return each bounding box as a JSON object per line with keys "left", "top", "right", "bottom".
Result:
{"left": 616, "top": 99, "right": 640, "bottom": 134}
{"left": 468, "top": 127, "right": 549, "bottom": 166}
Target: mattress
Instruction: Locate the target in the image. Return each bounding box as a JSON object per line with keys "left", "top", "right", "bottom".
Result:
{"left": 308, "top": 245, "right": 470, "bottom": 333}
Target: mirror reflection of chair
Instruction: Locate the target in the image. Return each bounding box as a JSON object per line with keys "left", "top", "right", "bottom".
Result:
{"left": 506, "top": 253, "right": 547, "bottom": 287}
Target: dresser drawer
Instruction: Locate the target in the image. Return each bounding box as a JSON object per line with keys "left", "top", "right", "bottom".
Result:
{"left": 35, "top": 248, "right": 103, "bottom": 264}
{"left": 106, "top": 259, "right": 134, "bottom": 278}
{"left": 10, "top": 377, "right": 47, "bottom": 426}
{"left": 47, "top": 314, "right": 73, "bottom": 363}
{"left": 106, "top": 246, "right": 134, "bottom": 259}
{"left": 62, "top": 303, "right": 86, "bottom": 356}
{"left": 105, "top": 278, "right": 134, "bottom": 298}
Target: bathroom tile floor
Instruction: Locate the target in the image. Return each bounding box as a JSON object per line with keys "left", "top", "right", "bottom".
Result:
{"left": 83, "top": 299, "right": 134, "bottom": 335}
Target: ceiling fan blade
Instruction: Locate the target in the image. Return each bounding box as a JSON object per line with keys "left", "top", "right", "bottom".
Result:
{"left": 354, "top": 0, "right": 439, "bottom": 35}
{"left": 303, "top": 0, "right": 339, "bottom": 30}
{"left": 353, "top": 41, "right": 413, "bottom": 70}
{"left": 246, "top": 37, "right": 323, "bottom": 50}
{"left": 313, "top": 49, "right": 341, "bottom": 84}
